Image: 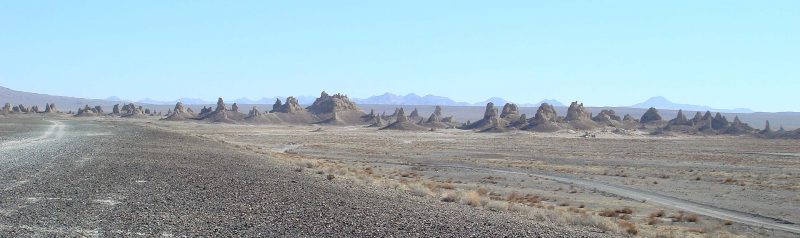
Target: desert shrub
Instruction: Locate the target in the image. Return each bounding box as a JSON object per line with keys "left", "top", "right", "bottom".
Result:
{"left": 486, "top": 200, "right": 508, "bottom": 211}
{"left": 407, "top": 183, "right": 432, "bottom": 197}
{"left": 598, "top": 209, "right": 617, "bottom": 217}
{"left": 618, "top": 220, "right": 638, "bottom": 235}
{"left": 649, "top": 209, "right": 665, "bottom": 218}
{"left": 461, "top": 191, "right": 482, "bottom": 207}
{"left": 440, "top": 192, "right": 458, "bottom": 202}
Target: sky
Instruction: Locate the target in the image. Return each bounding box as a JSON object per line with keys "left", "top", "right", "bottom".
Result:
{"left": 0, "top": 1, "right": 798, "bottom": 111}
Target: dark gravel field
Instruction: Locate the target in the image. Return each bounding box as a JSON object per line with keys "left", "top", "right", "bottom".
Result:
{"left": 0, "top": 118, "right": 609, "bottom": 237}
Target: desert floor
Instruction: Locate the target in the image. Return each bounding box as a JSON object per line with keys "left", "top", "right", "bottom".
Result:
{"left": 2, "top": 115, "right": 799, "bottom": 237}
{"left": 0, "top": 117, "right": 609, "bottom": 237}
{"left": 147, "top": 119, "right": 800, "bottom": 237}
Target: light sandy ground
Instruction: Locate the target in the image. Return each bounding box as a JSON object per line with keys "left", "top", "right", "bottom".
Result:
{"left": 138, "top": 119, "right": 800, "bottom": 237}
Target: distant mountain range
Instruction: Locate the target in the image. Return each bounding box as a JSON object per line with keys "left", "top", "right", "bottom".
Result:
{"left": 0, "top": 86, "right": 126, "bottom": 110}
{"left": 352, "top": 93, "right": 566, "bottom": 107}
{"left": 0, "top": 86, "right": 760, "bottom": 113}
{"left": 629, "top": 96, "right": 753, "bottom": 113}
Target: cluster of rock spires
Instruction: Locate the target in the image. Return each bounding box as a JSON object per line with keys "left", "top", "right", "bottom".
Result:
{"left": 454, "top": 101, "right": 793, "bottom": 138}
{"left": 1, "top": 103, "right": 59, "bottom": 115}
{"left": 3, "top": 95, "right": 795, "bottom": 139}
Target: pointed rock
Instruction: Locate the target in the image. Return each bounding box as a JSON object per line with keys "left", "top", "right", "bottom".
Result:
{"left": 215, "top": 98, "right": 226, "bottom": 112}
{"left": 712, "top": 113, "right": 729, "bottom": 130}
{"left": 565, "top": 101, "right": 591, "bottom": 121}
{"left": 761, "top": 120, "right": 772, "bottom": 134}
{"left": 274, "top": 97, "right": 304, "bottom": 113}
{"left": 640, "top": 107, "right": 663, "bottom": 124}
{"left": 409, "top": 108, "right": 420, "bottom": 118}
{"left": 532, "top": 103, "right": 558, "bottom": 124}
{"left": 500, "top": 103, "right": 520, "bottom": 119}
{"left": 231, "top": 103, "right": 239, "bottom": 112}
{"left": 668, "top": 110, "right": 691, "bottom": 126}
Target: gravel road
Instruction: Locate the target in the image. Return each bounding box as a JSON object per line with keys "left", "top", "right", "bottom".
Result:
{"left": 0, "top": 119, "right": 610, "bottom": 237}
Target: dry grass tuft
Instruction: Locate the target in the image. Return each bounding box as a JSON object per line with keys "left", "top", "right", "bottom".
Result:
{"left": 407, "top": 183, "right": 433, "bottom": 197}
{"left": 440, "top": 192, "right": 459, "bottom": 202}
{"left": 649, "top": 209, "right": 665, "bottom": 218}
{"left": 486, "top": 200, "right": 508, "bottom": 211}
{"left": 618, "top": 220, "right": 638, "bottom": 235}
{"left": 461, "top": 191, "right": 483, "bottom": 207}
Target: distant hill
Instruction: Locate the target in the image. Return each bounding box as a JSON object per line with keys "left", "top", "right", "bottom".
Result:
{"left": 0, "top": 86, "right": 125, "bottom": 110}
{"left": 474, "top": 97, "right": 508, "bottom": 106}
{"left": 354, "top": 93, "right": 471, "bottom": 106}
{"left": 354, "top": 93, "right": 565, "bottom": 107}
{"left": 631, "top": 96, "right": 753, "bottom": 113}
{"left": 522, "top": 99, "right": 566, "bottom": 107}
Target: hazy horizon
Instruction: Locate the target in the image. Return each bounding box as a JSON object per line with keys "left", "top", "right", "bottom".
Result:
{"left": 1, "top": 1, "right": 798, "bottom": 111}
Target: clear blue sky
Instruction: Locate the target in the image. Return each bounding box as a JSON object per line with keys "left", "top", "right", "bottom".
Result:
{"left": 1, "top": 1, "right": 798, "bottom": 111}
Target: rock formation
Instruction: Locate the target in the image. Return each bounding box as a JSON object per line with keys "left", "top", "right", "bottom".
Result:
{"left": 273, "top": 97, "right": 304, "bottom": 113}
{"left": 668, "top": 110, "right": 691, "bottom": 126}
{"left": 532, "top": 103, "right": 557, "bottom": 124}
{"left": 460, "top": 102, "right": 501, "bottom": 130}
{"left": 640, "top": 107, "right": 663, "bottom": 124}
{"left": 306, "top": 92, "right": 359, "bottom": 114}
{"left": 690, "top": 112, "right": 704, "bottom": 125}
{"left": 711, "top": 113, "right": 729, "bottom": 130}
{"left": 380, "top": 108, "right": 427, "bottom": 131}
{"left": 199, "top": 106, "right": 212, "bottom": 116}
{"left": 426, "top": 106, "right": 443, "bottom": 123}
{"left": 248, "top": 106, "right": 262, "bottom": 118}
{"left": 231, "top": 103, "right": 239, "bottom": 113}
{"left": 368, "top": 114, "right": 387, "bottom": 128}
{"left": 2, "top": 103, "right": 12, "bottom": 114}
{"left": 215, "top": 98, "right": 226, "bottom": 112}
{"left": 761, "top": 120, "right": 772, "bottom": 134}
{"left": 409, "top": 108, "right": 421, "bottom": 119}
{"left": 622, "top": 114, "right": 636, "bottom": 122}
{"left": 111, "top": 104, "right": 121, "bottom": 115}
{"left": 499, "top": 103, "right": 521, "bottom": 120}
{"left": 565, "top": 102, "right": 591, "bottom": 121}
{"left": 271, "top": 99, "right": 283, "bottom": 113}
{"left": 76, "top": 105, "right": 101, "bottom": 116}
{"left": 725, "top": 116, "right": 754, "bottom": 135}
{"left": 164, "top": 102, "right": 195, "bottom": 121}
{"left": 592, "top": 109, "right": 621, "bottom": 125}
{"left": 525, "top": 103, "right": 560, "bottom": 132}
